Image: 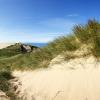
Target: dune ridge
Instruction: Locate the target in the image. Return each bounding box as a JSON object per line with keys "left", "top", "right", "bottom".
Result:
{"left": 12, "top": 56, "right": 100, "bottom": 100}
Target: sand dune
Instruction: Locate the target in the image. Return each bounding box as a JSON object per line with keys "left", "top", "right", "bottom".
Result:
{"left": 12, "top": 56, "right": 100, "bottom": 100}
{"left": 0, "top": 43, "right": 14, "bottom": 49}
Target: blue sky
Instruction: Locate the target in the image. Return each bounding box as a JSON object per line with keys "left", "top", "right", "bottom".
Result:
{"left": 0, "top": 0, "right": 100, "bottom": 43}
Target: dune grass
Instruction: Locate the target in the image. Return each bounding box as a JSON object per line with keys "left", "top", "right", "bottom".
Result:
{"left": 0, "top": 19, "right": 100, "bottom": 70}
{"left": 1, "top": 19, "right": 100, "bottom": 99}
{"left": 0, "top": 35, "right": 79, "bottom": 70}
{"left": 74, "top": 19, "right": 100, "bottom": 57}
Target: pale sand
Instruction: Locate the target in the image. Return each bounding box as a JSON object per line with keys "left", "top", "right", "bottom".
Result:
{"left": 13, "top": 56, "right": 100, "bottom": 100}
{"left": 0, "top": 43, "right": 14, "bottom": 49}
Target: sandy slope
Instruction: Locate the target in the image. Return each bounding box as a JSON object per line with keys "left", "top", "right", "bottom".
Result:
{"left": 13, "top": 56, "right": 100, "bottom": 100}
{"left": 0, "top": 43, "right": 14, "bottom": 49}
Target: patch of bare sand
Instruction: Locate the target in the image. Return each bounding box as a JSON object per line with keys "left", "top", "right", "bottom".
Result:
{"left": 13, "top": 56, "right": 100, "bottom": 100}
{"left": 0, "top": 43, "right": 14, "bottom": 49}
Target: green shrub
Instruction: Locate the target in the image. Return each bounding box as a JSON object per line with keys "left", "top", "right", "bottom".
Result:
{"left": 0, "top": 69, "right": 13, "bottom": 92}
{"left": 0, "top": 71, "right": 13, "bottom": 80}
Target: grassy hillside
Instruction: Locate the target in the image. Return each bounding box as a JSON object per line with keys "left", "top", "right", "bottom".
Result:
{"left": 0, "top": 19, "right": 100, "bottom": 70}
{"left": 0, "top": 43, "right": 38, "bottom": 58}
{"left": 0, "top": 44, "right": 21, "bottom": 59}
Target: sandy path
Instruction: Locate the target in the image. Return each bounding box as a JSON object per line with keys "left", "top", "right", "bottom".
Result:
{"left": 13, "top": 56, "right": 100, "bottom": 100}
